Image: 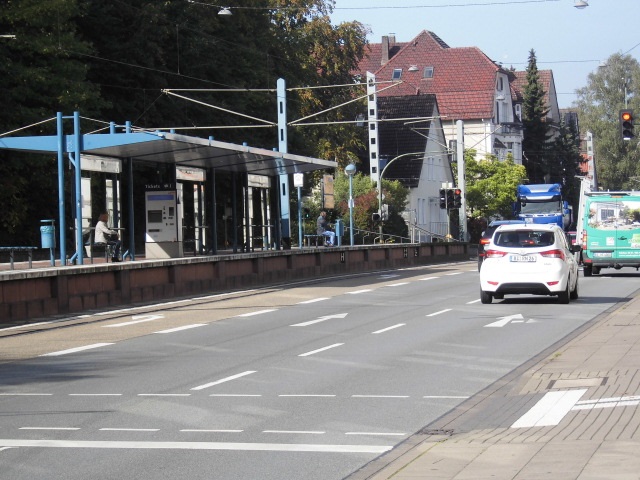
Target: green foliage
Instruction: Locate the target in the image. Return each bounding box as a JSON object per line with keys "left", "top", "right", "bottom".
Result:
{"left": 0, "top": 0, "right": 370, "bottom": 245}
{"left": 574, "top": 53, "right": 640, "bottom": 190}
{"left": 464, "top": 150, "right": 527, "bottom": 220}
{"left": 521, "top": 49, "right": 552, "bottom": 183}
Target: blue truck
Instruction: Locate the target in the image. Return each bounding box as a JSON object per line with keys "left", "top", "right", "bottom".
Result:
{"left": 514, "top": 183, "right": 572, "bottom": 231}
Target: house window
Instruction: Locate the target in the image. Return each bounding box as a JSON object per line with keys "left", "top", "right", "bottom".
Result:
{"left": 423, "top": 67, "right": 434, "bottom": 78}
{"left": 515, "top": 104, "right": 522, "bottom": 122}
{"left": 392, "top": 68, "right": 402, "bottom": 80}
{"left": 497, "top": 77, "right": 504, "bottom": 91}
{"left": 495, "top": 102, "right": 500, "bottom": 124}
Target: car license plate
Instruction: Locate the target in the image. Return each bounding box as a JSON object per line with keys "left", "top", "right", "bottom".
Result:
{"left": 510, "top": 255, "right": 537, "bottom": 262}
{"left": 593, "top": 252, "right": 612, "bottom": 258}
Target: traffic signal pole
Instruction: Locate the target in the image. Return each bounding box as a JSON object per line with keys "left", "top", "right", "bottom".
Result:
{"left": 456, "top": 120, "right": 468, "bottom": 241}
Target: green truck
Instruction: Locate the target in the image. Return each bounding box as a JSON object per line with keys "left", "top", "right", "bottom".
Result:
{"left": 580, "top": 191, "right": 640, "bottom": 276}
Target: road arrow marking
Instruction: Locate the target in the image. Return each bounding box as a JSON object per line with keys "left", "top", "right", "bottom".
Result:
{"left": 484, "top": 314, "right": 524, "bottom": 327}
{"left": 291, "top": 313, "right": 348, "bottom": 327}
{"left": 104, "top": 314, "right": 164, "bottom": 328}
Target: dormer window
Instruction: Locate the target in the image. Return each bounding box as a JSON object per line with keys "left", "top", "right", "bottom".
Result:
{"left": 497, "top": 77, "right": 504, "bottom": 91}
{"left": 423, "top": 66, "right": 434, "bottom": 78}
{"left": 392, "top": 68, "right": 402, "bottom": 80}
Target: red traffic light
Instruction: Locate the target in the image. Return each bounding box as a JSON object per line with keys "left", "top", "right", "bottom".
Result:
{"left": 622, "top": 111, "right": 632, "bottom": 122}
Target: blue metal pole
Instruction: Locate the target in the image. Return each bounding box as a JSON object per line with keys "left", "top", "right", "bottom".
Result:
{"left": 73, "top": 112, "right": 84, "bottom": 264}
{"left": 56, "top": 112, "right": 65, "bottom": 266}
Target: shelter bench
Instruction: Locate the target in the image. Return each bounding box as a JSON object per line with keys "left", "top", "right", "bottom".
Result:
{"left": 0, "top": 246, "right": 38, "bottom": 270}
{"left": 303, "top": 234, "right": 325, "bottom": 247}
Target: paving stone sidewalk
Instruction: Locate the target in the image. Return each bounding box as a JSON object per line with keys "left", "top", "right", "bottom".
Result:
{"left": 350, "top": 294, "right": 640, "bottom": 480}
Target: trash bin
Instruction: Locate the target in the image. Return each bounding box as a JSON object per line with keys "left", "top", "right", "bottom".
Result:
{"left": 40, "top": 220, "right": 56, "bottom": 249}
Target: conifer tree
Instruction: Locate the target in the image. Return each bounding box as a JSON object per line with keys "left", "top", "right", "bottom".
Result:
{"left": 521, "top": 49, "right": 551, "bottom": 183}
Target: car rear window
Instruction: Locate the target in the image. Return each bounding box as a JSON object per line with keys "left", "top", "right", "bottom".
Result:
{"left": 495, "top": 230, "right": 555, "bottom": 248}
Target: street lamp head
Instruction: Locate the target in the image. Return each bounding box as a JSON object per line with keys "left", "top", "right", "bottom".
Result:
{"left": 345, "top": 164, "right": 356, "bottom": 177}
{"left": 218, "top": 7, "right": 232, "bottom": 15}
{"left": 574, "top": 0, "right": 588, "bottom": 9}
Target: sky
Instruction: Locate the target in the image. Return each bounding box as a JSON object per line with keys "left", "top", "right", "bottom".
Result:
{"left": 328, "top": 0, "right": 640, "bottom": 109}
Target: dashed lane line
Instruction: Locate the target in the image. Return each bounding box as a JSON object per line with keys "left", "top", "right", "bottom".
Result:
{"left": 191, "top": 371, "right": 257, "bottom": 391}
{"left": 298, "top": 343, "right": 344, "bottom": 357}
{"left": 39, "top": 343, "right": 114, "bottom": 357}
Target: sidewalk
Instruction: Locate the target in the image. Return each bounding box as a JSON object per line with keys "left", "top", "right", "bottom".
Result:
{"left": 352, "top": 294, "right": 640, "bottom": 480}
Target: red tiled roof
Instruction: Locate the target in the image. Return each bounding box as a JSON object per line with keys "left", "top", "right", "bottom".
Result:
{"left": 357, "top": 31, "right": 500, "bottom": 121}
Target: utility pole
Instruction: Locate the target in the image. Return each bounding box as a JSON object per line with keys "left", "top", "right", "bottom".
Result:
{"left": 456, "top": 120, "right": 467, "bottom": 241}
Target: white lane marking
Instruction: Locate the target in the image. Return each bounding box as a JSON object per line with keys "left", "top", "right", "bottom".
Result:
{"left": 419, "top": 277, "right": 437, "bottom": 281}
{"left": 426, "top": 309, "right": 451, "bottom": 317}
{"left": 387, "top": 282, "right": 409, "bottom": 287}
{"left": 297, "top": 298, "right": 329, "bottom": 304}
{"left": 19, "top": 427, "right": 80, "bottom": 431}
{"left": 209, "top": 394, "right": 262, "bottom": 397}
{"left": 138, "top": 394, "right": 191, "bottom": 397}
{"left": 154, "top": 324, "right": 205, "bottom": 334}
{"left": 191, "top": 371, "right": 257, "bottom": 391}
{"left": 236, "top": 309, "right": 277, "bottom": 317}
{"left": 181, "top": 429, "right": 243, "bottom": 433}
{"left": 69, "top": 394, "right": 122, "bottom": 397}
{"left": 278, "top": 394, "right": 336, "bottom": 398}
{"left": 485, "top": 314, "right": 524, "bottom": 328}
{"left": 40, "top": 343, "right": 113, "bottom": 357}
{"left": 445, "top": 272, "right": 463, "bottom": 276}
{"left": 291, "top": 313, "right": 348, "bottom": 327}
{"left": 298, "top": 343, "right": 344, "bottom": 357}
{"left": 263, "top": 430, "right": 325, "bottom": 435}
{"left": 345, "top": 432, "right": 406, "bottom": 436}
{"left": 0, "top": 321, "right": 55, "bottom": 332}
{"left": 103, "top": 314, "right": 164, "bottom": 328}
{"left": 379, "top": 274, "right": 400, "bottom": 279}
{"left": 511, "top": 389, "right": 587, "bottom": 428}
{"left": 0, "top": 447, "right": 13, "bottom": 451}
{"left": 352, "top": 395, "right": 410, "bottom": 399}
{"left": 0, "top": 439, "right": 392, "bottom": 453}
{"left": 467, "top": 299, "right": 481, "bottom": 304}
{"left": 572, "top": 395, "right": 640, "bottom": 411}
{"left": 372, "top": 324, "right": 405, "bottom": 334}
{"left": 346, "top": 289, "right": 372, "bottom": 295}
{"left": 423, "top": 395, "right": 469, "bottom": 399}
{"left": 99, "top": 428, "right": 159, "bottom": 432}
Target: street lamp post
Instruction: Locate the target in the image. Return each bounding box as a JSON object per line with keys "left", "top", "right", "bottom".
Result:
{"left": 345, "top": 164, "right": 356, "bottom": 246}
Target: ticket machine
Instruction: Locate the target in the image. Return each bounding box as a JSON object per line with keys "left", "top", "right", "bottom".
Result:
{"left": 145, "top": 184, "right": 183, "bottom": 258}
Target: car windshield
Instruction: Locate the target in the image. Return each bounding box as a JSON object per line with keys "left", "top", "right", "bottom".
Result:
{"left": 520, "top": 200, "right": 562, "bottom": 214}
{"left": 495, "top": 230, "right": 555, "bottom": 248}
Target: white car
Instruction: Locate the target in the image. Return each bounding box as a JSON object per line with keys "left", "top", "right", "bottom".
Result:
{"left": 479, "top": 224, "right": 580, "bottom": 304}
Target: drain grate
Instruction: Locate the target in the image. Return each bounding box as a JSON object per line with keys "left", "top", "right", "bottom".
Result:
{"left": 417, "top": 428, "right": 454, "bottom": 436}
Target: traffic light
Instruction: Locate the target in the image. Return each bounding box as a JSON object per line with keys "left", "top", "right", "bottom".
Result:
{"left": 372, "top": 212, "right": 381, "bottom": 223}
{"left": 620, "top": 109, "right": 634, "bottom": 141}
{"left": 439, "top": 188, "right": 447, "bottom": 209}
{"left": 446, "top": 188, "right": 455, "bottom": 209}
{"left": 303, "top": 207, "right": 310, "bottom": 219}
{"left": 452, "top": 188, "right": 462, "bottom": 208}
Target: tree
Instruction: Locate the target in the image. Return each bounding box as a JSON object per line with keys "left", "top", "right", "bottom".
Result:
{"left": 574, "top": 53, "right": 640, "bottom": 190}
{"left": 0, "top": 0, "right": 105, "bottom": 245}
{"left": 464, "top": 150, "right": 527, "bottom": 220}
{"left": 549, "top": 118, "right": 585, "bottom": 223}
{"left": 521, "top": 49, "right": 551, "bottom": 183}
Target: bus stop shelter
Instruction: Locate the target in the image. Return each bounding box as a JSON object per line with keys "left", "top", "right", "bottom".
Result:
{"left": 0, "top": 112, "right": 337, "bottom": 264}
